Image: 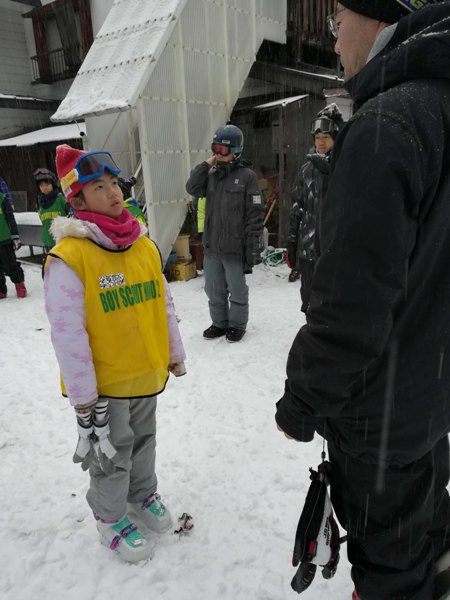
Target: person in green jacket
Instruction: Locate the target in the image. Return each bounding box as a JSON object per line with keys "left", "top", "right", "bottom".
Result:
{"left": 118, "top": 176, "right": 147, "bottom": 225}
{"left": 34, "top": 168, "right": 70, "bottom": 253}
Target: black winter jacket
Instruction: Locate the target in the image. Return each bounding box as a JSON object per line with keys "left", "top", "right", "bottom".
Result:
{"left": 0, "top": 177, "right": 18, "bottom": 247}
{"left": 287, "top": 152, "right": 330, "bottom": 265}
{"left": 276, "top": 3, "right": 450, "bottom": 466}
{"left": 186, "top": 160, "right": 264, "bottom": 266}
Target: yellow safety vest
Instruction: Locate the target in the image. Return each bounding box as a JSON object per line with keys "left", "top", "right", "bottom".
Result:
{"left": 48, "top": 235, "right": 169, "bottom": 398}
{"left": 197, "top": 197, "right": 206, "bottom": 233}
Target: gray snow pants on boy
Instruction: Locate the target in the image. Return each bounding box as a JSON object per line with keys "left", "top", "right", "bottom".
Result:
{"left": 203, "top": 254, "right": 249, "bottom": 330}
{"left": 86, "top": 395, "right": 157, "bottom": 522}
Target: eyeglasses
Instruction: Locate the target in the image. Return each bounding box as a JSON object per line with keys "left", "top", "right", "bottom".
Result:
{"left": 327, "top": 7, "right": 347, "bottom": 39}
{"left": 211, "top": 143, "right": 232, "bottom": 156}
{"left": 60, "top": 151, "right": 121, "bottom": 193}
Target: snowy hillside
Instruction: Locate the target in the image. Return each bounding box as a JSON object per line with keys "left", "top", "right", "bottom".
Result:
{"left": 2, "top": 254, "right": 356, "bottom": 600}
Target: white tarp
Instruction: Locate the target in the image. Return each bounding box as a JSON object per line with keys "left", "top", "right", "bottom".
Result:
{"left": 0, "top": 123, "right": 86, "bottom": 147}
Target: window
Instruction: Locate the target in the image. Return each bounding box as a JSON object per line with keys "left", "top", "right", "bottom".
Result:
{"left": 26, "top": 0, "right": 93, "bottom": 84}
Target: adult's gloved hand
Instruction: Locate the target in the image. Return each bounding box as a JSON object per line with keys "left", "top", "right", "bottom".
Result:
{"left": 93, "top": 416, "right": 123, "bottom": 476}
{"left": 12, "top": 235, "right": 22, "bottom": 251}
{"left": 243, "top": 263, "right": 253, "bottom": 275}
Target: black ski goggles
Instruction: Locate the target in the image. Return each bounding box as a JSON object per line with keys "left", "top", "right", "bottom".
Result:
{"left": 311, "top": 118, "right": 336, "bottom": 136}
{"left": 60, "top": 151, "right": 121, "bottom": 192}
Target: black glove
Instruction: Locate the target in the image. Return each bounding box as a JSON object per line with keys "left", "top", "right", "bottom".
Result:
{"left": 286, "top": 242, "right": 296, "bottom": 269}
{"left": 291, "top": 461, "right": 344, "bottom": 594}
{"left": 243, "top": 263, "right": 253, "bottom": 275}
{"left": 12, "top": 235, "right": 22, "bottom": 251}
{"left": 245, "top": 233, "right": 263, "bottom": 267}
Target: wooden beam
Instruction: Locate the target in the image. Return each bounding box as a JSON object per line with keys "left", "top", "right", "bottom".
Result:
{"left": 249, "top": 61, "right": 344, "bottom": 97}
{"left": 12, "top": 0, "right": 41, "bottom": 7}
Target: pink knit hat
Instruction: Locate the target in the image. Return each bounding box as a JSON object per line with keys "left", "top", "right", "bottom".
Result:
{"left": 55, "top": 144, "right": 89, "bottom": 203}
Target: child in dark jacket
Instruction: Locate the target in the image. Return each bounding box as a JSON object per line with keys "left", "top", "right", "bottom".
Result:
{"left": 186, "top": 123, "right": 264, "bottom": 343}
{"left": 0, "top": 175, "right": 26, "bottom": 298}
{"left": 34, "top": 168, "right": 70, "bottom": 253}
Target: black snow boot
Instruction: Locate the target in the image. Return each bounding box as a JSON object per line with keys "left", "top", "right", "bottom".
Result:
{"left": 203, "top": 324, "right": 227, "bottom": 340}
{"left": 226, "top": 327, "right": 246, "bottom": 343}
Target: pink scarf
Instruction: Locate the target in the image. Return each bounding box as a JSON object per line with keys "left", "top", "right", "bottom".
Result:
{"left": 75, "top": 209, "right": 141, "bottom": 246}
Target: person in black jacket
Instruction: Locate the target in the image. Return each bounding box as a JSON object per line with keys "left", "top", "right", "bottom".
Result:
{"left": 286, "top": 104, "right": 343, "bottom": 312}
{"left": 186, "top": 123, "right": 264, "bottom": 343}
{"left": 0, "top": 175, "right": 26, "bottom": 298}
{"left": 276, "top": 2, "right": 450, "bottom": 599}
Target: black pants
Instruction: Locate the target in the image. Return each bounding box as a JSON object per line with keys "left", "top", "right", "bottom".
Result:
{"left": 328, "top": 436, "right": 450, "bottom": 600}
{"left": 298, "top": 258, "right": 315, "bottom": 313}
{"left": 0, "top": 242, "right": 24, "bottom": 292}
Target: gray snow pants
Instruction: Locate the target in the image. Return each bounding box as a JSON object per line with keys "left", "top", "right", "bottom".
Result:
{"left": 86, "top": 395, "right": 158, "bottom": 521}
{"left": 203, "top": 254, "right": 248, "bottom": 329}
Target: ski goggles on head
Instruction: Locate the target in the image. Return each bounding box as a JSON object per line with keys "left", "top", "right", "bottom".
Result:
{"left": 211, "top": 143, "right": 232, "bottom": 156}
{"left": 311, "top": 118, "right": 336, "bottom": 136}
{"left": 60, "top": 151, "right": 121, "bottom": 192}
{"left": 34, "top": 168, "right": 53, "bottom": 178}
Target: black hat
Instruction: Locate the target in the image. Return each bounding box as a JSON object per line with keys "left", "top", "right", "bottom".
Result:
{"left": 339, "top": 0, "right": 439, "bottom": 23}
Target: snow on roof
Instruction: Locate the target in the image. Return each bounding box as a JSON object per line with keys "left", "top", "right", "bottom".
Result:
{"left": 51, "top": 0, "right": 187, "bottom": 122}
{"left": 254, "top": 95, "right": 309, "bottom": 110}
{"left": 0, "top": 123, "right": 86, "bottom": 147}
{"left": 0, "top": 92, "right": 53, "bottom": 103}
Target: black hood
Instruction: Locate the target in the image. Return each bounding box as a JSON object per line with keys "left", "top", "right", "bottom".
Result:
{"left": 213, "top": 157, "right": 253, "bottom": 179}
{"left": 37, "top": 188, "right": 60, "bottom": 209}
{"left": 346, "top": 2, "right": 450, "bottom": 109}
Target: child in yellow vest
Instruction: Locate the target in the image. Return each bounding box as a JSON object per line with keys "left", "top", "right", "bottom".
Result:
{"left": 44, "top": 144, "right": 186, "bottom": 563}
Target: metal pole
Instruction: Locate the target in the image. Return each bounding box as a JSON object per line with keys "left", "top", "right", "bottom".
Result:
{"left": 277, "top": 105, "right": 286, "bottom": 247}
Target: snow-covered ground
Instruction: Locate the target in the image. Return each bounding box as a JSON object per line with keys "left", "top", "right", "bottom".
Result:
{"left": 2, "top": 253, "right": 354, "bottom": 600}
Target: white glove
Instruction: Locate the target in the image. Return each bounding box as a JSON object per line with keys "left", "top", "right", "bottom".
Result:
{"left": 73, "top": 417, "right": 95, "bottom": 471}
{"left": 169, "top": 361, "right": 186, "bottom": 377}
{"left": 12, "top": 235, "right": 22, "bottom": 251}
{"left": 93, "top": 417, "right": 123, "bottom": 475}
